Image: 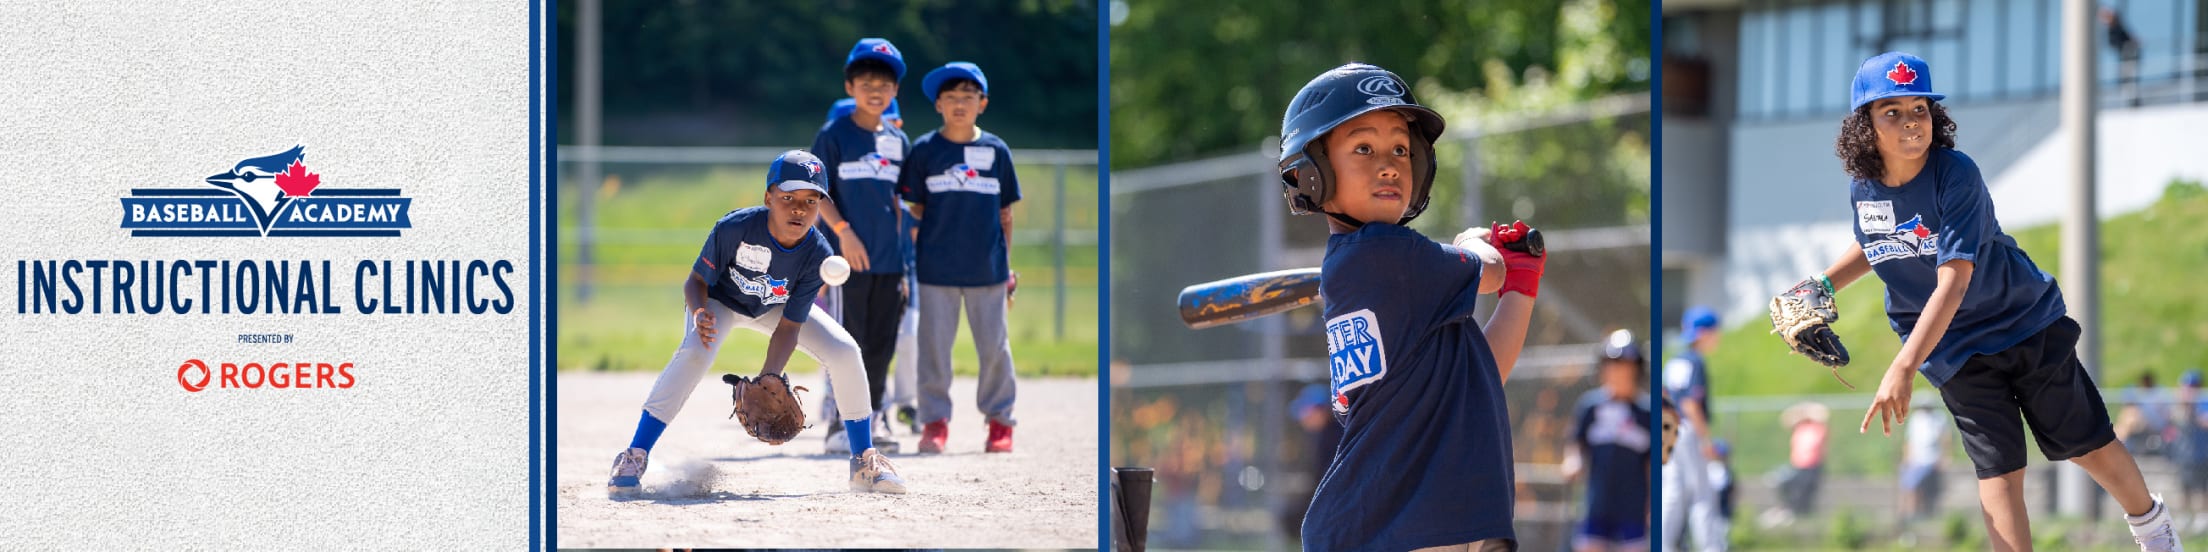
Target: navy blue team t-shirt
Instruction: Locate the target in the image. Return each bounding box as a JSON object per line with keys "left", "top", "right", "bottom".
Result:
{"left": 1572, "top": 389, "right": 1653, "bottom": 529}
{"left": 899, "top": 129, "right": 1020, "bottom": 287}
{"left": 1849, "top": 148, "right": 2065, "bottom": 386}
{"left": 692, "top": 206, "right": 830, "bottom": 323}
{"left": 812, "top": 114, "right": 909, "bottom": 275}
{"left": 1664, "top": 351, "right": 1709, "bottom": 417}
{"left": 1304, "top": 222, "right": 1515, "bottom": 551}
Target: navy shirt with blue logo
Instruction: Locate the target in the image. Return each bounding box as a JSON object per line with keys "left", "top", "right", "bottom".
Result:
{"left": 812, "top": 115, "right": 909, "bottom": 275}
{"left": 1572, "top": 389, "right": 1653, "bottom": 529}
{"left": 692, "top": 206, "right": 831, "bottom": 323}
{"left": 1664, "top": 351, "right": 1709, "bottom": 418}
{"left": 1848, "top": 148, "right": 2065, "bottom": 386}
{"left": 898, "top": 129, "right": 1020, "bottom": 287}
{"left": 1304, "top": 222, "right": 1515, "bottom": 551}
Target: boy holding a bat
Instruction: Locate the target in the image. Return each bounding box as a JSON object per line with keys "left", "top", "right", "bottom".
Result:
{"left": 1275, "top": 62, "right": 1545, "bottom": 551}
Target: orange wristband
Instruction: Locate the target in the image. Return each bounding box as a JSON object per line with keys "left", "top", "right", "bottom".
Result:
{"left": 831, "top": 221, "right": 851, "bottom": 232}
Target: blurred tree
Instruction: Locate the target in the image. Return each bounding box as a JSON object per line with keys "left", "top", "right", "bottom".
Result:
{"left": 558, "top": 0, "right": 1099, "bottom": 148}
{"left": 1108, "top": 0, "right": 1650, "bottom": 168}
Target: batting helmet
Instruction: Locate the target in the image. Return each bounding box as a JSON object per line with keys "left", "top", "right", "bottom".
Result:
{"left": 1600, "top": 329, "right": 1645, "bottom": 369}
{"left": 1277, "top": 63, "right": 1446, "bottom": 226}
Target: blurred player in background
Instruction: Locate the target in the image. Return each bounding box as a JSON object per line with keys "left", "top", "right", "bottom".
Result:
{"left": 1563, "top": 329, "right": 1653, "bottom": 552}
{"left": 1663, "top": 306, "right": 1723, "bottom": 551}
{"left": 1276, "top": 62, "right": 1544, "bottom": 551}
{"left": 901, "top": 61, "right": 1022, "bottom": 454}
{"left": 812, "top": 38, "right": 912, "bottom": 454}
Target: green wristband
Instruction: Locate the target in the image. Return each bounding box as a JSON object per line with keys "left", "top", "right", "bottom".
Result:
{"left": 1814, "top": 274, "right": 1835, "bottom": 296}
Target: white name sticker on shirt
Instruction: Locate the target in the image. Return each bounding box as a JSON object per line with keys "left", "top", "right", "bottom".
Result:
{"left": 876, "top": 134, "right": 903, "bottom": 162}
{"left": 1857, "top": 200, "right": 1896, "bottom": 234}
{"left": 736, "top": 242, "right": 772, "bottom": 272}
{"left": 1324, "top": 308, "right": 1388, "bottom": 414}
{"left": 963, "top": 145, "right": 995, "bottom": 172}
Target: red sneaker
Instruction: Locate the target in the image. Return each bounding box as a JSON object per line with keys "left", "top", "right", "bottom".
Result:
{"left": 919, "top": 421, "right": 949, "bottom": 454}
{"left": 985, "top": 421, "right": 1014, "bottom": 453}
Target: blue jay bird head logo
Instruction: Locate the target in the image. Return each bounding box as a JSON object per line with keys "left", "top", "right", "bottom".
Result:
{"left": 205, "top": 145, "right": 314, "bottom": 234}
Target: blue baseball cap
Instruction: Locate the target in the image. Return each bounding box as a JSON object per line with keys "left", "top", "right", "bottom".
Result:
{"left": 827, "top": 98, "right": 900, "bottom": 124}
{"left": 1851, "top": 51, "right": 1945, "bottom": 112}
{"left": 846, "top": 38, "right": 905, "bottom": 81}
{"left": 2185, "top": 369, "right": 2203, "bottom": 387}
{"left": 1682, "top": 305, "right": 1720, "bottom": 335}
{"left": 923, "top": 62, "right": 989, "bottom": 103}
{"left": 765, "top": 150, "right": 828, "bottom": 196}
{"left": 827, "top": 98, "right": 858, "bottom": 124}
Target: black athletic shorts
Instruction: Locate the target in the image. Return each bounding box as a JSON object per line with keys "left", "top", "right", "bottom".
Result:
{"left": 1936, "top": 316, "right": 2118, "bottom": 479}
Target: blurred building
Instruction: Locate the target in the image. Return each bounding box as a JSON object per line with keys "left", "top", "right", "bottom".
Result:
{"left": 1662, "top": 0, "right": 2208, "bottom": 325}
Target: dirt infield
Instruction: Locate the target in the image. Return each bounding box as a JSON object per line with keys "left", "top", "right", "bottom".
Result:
{"left": 555, "top": 372, "right": 1099, "bottom": 548}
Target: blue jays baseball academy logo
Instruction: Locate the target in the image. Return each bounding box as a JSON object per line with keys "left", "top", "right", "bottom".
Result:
{"left": 119, "top": 145, "right": 412, "bottom": 237}
{"left": 1864, "top": 214, "right": 1939, "bottom": 264}
{"left": 1325, "top": 308, "right": 1388, "bottom": 414}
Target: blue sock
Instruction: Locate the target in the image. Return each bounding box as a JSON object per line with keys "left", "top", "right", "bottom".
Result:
{"left": 844, "top": 417, "right": 873, "bottom": 458}
{"left": 629, "top": 410, "right": 669, "bottom": 452}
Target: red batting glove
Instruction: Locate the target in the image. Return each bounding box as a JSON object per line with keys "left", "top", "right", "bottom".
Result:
{"left": 1488, "top": 220, "right": 1545, "bottom": 298}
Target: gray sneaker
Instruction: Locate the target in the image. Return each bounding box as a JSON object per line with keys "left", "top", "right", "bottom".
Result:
{"left": 607, "top": 447, "right": 648, "bottom": 498}
{"left": 849, "top": 448, "right": 908, "bottom": 494}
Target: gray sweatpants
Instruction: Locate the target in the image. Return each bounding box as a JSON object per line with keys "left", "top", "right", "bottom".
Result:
{"left": 917, "top": 283, "right": 1017, "bottom": 426}
{"left": 641, "top": 300, "right": 872, "bottom": 425}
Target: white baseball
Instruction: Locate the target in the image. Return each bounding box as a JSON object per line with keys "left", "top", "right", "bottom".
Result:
{"left": 821, "top": 255, "right": 851, "bottom": 286}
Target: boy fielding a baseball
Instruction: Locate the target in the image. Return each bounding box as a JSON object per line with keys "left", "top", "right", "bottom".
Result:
{"left": 899, "top": 61, "right": 1022, "bottom": 454}
{"left": 1770, "top": 52, "right": 2178, "bottom": 551}
{"left": 1277, "top": 62, "right": 1544, "bottom": 551}
{"left": 607, "top": 150, "right": 907, "bottom": 497}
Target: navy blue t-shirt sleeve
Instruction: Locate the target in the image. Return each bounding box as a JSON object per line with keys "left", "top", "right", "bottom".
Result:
{"left": 692, "top": 220, "right": 730, "bottom": 283}
{"left": 811, "top": 131, "right": 842, "bottom": 202}
{"left": 997, "top": 144, "right": 1021, "bottom": 207}
{"left": 1935, "top": 151, "right": 1995, "bottom": 266}
{"left": 1571, "top": 396, "right": 1596, "bottom": 448}
{"left": 780, "top": 237, "right": 829, "bottom": 324}
{"left": 897, "top": 144, "right": 927, "bottom": 206}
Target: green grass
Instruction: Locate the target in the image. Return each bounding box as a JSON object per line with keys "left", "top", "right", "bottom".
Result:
{"left": 555, "top": 164, "right": 1099, "bottom": 377}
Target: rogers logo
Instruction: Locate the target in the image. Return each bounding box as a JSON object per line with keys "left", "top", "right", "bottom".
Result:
{"left": 177, "top": 359, "right": 356, "bottom": 392}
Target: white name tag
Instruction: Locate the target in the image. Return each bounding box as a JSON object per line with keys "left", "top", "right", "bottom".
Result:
{"left": 876, "top": 134, "right": 903, "bottom": 162}
{"left": 736, "top": 242, "right": 772, "bottom": 272}
{"left": 1857, "top": 200, "right": 1895, "bottom": 234}
{"left": 964, "top": 146, "right": 995, "bottom": 172}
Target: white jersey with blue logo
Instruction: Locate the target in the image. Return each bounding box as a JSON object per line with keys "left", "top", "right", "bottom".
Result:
{"left": 1304, "top": 222, "right": 1515, "bottom": 551}
{"left": 1848, "top": 148, "right": 2065, "bottom": 386}
{"left": 692, "top": 206, "right": 831, "bottom": 323}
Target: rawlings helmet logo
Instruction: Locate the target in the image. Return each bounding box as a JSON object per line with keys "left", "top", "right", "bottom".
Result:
{"left": 1887, "top": 61, "right": 1919, "bottom": 86}
{"left": 1356, "top": 75, "right": 1405, "bottom": 97}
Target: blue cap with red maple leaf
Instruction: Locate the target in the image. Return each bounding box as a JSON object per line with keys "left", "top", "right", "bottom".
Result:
{"left": 923, "top": 62, "right": 988, "bottom": 103}
{"left": 1851, "top": 51, "right": 1944, "bottom": 111}
{"left": 765, "top": 150, "right": 829, "bottom": 196}
{"left": 846, "top": 38, "right": 905, "bottom": 81}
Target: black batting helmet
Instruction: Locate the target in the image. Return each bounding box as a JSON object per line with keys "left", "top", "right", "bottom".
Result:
{"left": 1277, "top": 63, "right": 1446, "bottom": 226}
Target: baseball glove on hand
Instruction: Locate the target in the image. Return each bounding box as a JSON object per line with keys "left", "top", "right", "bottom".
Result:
{"left": 723, "top": 372, "right": 811, "bottom": 445}
{"left": 1768, "top": 276, "right": 1855, "bottom": 388}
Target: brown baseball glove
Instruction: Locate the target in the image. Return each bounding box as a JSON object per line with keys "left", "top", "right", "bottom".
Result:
{"left": 1769, "top": 275, "right": 1854, "bottom": 388}
{"left": 722, "top": 372, "right": 810, "bottom": 445}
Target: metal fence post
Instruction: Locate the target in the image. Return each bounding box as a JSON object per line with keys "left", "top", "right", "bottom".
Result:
{"left": 1055, "top": 162, "right": 1068, "bottom": 340}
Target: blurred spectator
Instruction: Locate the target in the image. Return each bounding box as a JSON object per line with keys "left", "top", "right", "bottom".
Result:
{"left": 2119, "top": 372, "right": 2174, "bottom": 456}
{"left": 1760, "top": 402, "right": 1828, "bottom": 528}
{"left": 2178, "top": 370, "right": 2208, "bottom": 533}
{"left": 1708, "top": 439, "right": 1735, "bottom": 552}
{"left": 1564, "top": 330, "right": 1653, "bottom": 552}
{"left": 2103, "top": 6, "right": 2142, "bottom": 107}
{"left": 1281, "top": 384, "right": 1344, "bottom": 540}
{"left": 1900, "top": 397, "right": 1951, "bottom": 521}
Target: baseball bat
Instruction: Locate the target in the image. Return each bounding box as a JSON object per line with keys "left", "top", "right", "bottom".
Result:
{"left": 1176, "top": 228, "right": 1542, "bottom": 329}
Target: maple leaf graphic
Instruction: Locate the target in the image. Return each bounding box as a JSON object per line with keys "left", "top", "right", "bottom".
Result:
{"left": 1887, "top": 61, "right": 1918, "bottom": 86}
{"left": 275, "top": 160, "right": 319, "bottom": 197}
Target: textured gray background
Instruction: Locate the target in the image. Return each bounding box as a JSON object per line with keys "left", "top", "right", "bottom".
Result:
{"left": 0, "top": 2, "right": 534, "bottom": 548}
